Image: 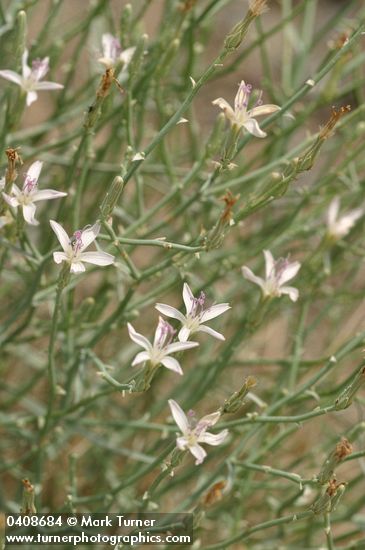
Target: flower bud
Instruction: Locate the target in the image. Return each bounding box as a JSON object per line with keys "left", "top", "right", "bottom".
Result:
{"left": 335, "top": 365, "right": 365, "bottom": 410}
{"left": 100, "top": 176, "right": 125, "bottom": 220}
{"left": 222, "top": 376, "right": 257, "bottom": 413}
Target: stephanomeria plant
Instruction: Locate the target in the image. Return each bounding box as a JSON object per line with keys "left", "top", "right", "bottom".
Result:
{"left": 212, "top": 80, "right": 281, "bottom": 138}
{"left": 155, "top": 283, "right": 231, "bottom": 341}
{"left": 0, "top": 49, "right": 63, "bottom": 106}
{"left": 50, "top": 220, "right": 115, "bottom": 273}
{"left": 168, "top": 399, "right": 228, "bottom": 465}
{"left": 2, "top": 2, "right": 365, "bottom": 548}
{"left": 127, "top": 318, "right": 198, "bottom": 375}
{"left": 242, "top": 250, "right": 301, "bottom": 301}
{"left": 2, "top": 161, "right": 67, "bottom": 225}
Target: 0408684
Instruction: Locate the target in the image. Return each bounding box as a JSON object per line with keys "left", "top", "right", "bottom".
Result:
{"left": 6, "top": 515, "right": 63, "bottom": 527}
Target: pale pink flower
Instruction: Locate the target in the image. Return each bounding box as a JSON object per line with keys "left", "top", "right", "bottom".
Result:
{"left": 98, "top": 33, "right": 135, "bottom": 69}
{"left": 168, "top": 399, "right": 228, "bottom": 465}
{"left": 2, "top": 161, "right": 67, "bottom": 225}
{"left": 326, "top": 197, "right": 363, "bottom": 240}
{"left": 212, "top": 80, "right": 280, "bottom": 138}
{"left": 127, "top": 317, "right": 198, "bottom": 375}
{"left": 155, "top": 283, "right": 230, "bottom": 342}
{"left": 50, "top": 220, "right": 115, "bottom": 274}
{"left": 0, "top": 49, "right": 63, "bottom": 106}
{"left": 242, "top": 250, "right": 301, "bottom": 302}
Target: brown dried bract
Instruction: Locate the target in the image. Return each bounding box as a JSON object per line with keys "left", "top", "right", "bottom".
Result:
{"left": 179, "top": 0, "right": 198, "bottom": 12}
{"left": 202, "top": 481, "right": 227, "bottom": 506}
{"left": 335, "top": 438, "right": 353, "bottom": 461}
{"left": 220, "top": 190, "right": 240, "bottom": 223}
{"left": 97, "top": 68, "right": 115, "bottom": 98}
{"left": 319, "top": 105, "right": 351, "bottom": 140}
{"left": 249, "top": 0, "right": 269, "bottom": 17}
{"left": 326, "top": 478, "right": 340, "bottom": 497}
{"left": 6, "top": 147, "right": 22, "bottom": 165}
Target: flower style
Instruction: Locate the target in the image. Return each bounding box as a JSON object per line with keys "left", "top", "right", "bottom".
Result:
{"left": 168, "top": 399, "right": 228, "bottom": 465}
{"left": 50, "top": 220, "right": 115, "bottom": 274}
{"left": 242, "top": 250, "right": 301, "bottom": 302}
{"left": 0, "top": 50, "right": 63, "bottom": 106}
{"left": 2, "top": 161, "right": 67, "bottom": 225}
{"left": 326, "top": 197, "right": 363, "bottom": 240}
{"left": 155, "top": 283, "right": 231, "bottom": 342}
{"left": 127, "top": 317, "right": 198, "bottom": 375}
{"left": 212, "top": 80, "right": 281, "bottom": 138}
{"left": 98, "top": 33, "right": 135, "bottom": 69}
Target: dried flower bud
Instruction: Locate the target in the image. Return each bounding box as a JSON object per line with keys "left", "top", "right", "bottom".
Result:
{"left": 319, "top": 105, "right": 351, "bottom": 140}
{"left": 224, "top": 1, "right": 267, "bottom": 53}
{"left": 317, "top": 438, "right": 353, "bottom": 484}
{"left": 201, "top": 481, "right": 227, "bottom": 506}
{"left": 21, "top": 479, "right": 37, "bottom": 515}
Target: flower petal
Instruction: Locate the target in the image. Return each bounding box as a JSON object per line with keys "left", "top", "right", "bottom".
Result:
{"left": 199, "top": 429, "right": 228, "bottom": 446}
{"left": 120, "top": 46, "right": 136, "bottom": 65}
{"left": 249, "top": 104, "right": 281, "bottom": 117}
{"left": 263, "top": 250, "right": 275, "bottom": 279}
{"left": 200, "top": 303, "right": 231, "bottom": 322}
{"left": 53, "top": 251, "right": 68, "bottom": 264}
{"left": 50, "top": 220, "right": 71, "bottom": 252}
{"left": 127, "top": 323, "right": 152, "bottom": 351}
{"left": 182, "top": 282, "right": 194, "bottom": 314}
{"left": 155, "top": 303, "right": 186, "bottom": 323}
{"left": 178, "top": 326, "right": 191, "bottom": 342}
{"left": 189, "top": 443, "right": 207, "bottom": 465}
{"left": 0, "top": 70, "right": 23, "bottom": 86}
{"left": 32, "top": 189, "right": 67, "bottom": 202}
{"left": 26, "top": 161, "right": 43, "bottom": 184}
{"left": 161, "top": 356, "right": 183, "bottom": 375}
{"left": 2, "top": 192, "right": 19, "bottom": 208}
{"left": 198, "top": 325, "right": 225, "bottom": 341}
{"left": 166, "top": 341, "right": 199, "bottom": 354}
{"left": 35, "top": 81, "right": 64, "bottom": 90}
{"left": 26, "top": 91, "right": 38, "bottom": 106}
{"left": 280, "top": 285, "right": 299, "bottom": 302}
{"left": 176, "top": 436, "right": 188, "bottom": 450}
{"left": 243, "top": 118, "right": 267, "bottom": 138}
{"left": 212, "top": 98, "right": 235, "bottom": 122}
{"left": 80, "top": 223, "right": 100, "bottom": 251}
{"left": 131, "top": 351, "right": 150, "bottom": 366}
{"left": 70, "top": 261, "right": 86, "bottom": 273}
{"left": 327, "top": 197, "right": 340, "bottom": 228}
{"left": 198, "top": 411, "right": 221, "bottom": 428}
{"left": 78, "top": 251, "right": 115, "bottom": 266}
{"left": 22, "top": 203, "right": 38, "bottom": 225}
{"left": 241, "top": 266, "right": 265, "bottom": 290}
{"left": 168, "top": 399, "right": 189, "bottom": 434}
{"left": 278, "top": 261, "right": 301, "bottom": 285}
{"left": 22, "top": 49, "right": 31, "bottom": 79}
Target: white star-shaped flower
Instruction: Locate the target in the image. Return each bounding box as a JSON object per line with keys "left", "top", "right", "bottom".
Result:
{"left": 168, "top": 399, "right": 228, "bottom": 465}
{"left": 2, "top": 161, "right": 67, "bottom": 225}
{"left": 326, "top": 197, "right": 363, "bottom": 240}
{"left": 155, "top": 283, "right": 231, "bottom": 342}
{"left": 242, "top": 250, "right": 301, "bottom": 302}
{"left": 0, "top": 49, "right": 63, "bottom": 106}
{"left": 127, "top": 317, "right": 198, "bottom": 375}
{"left": 212, "top": 80, "right": 280, "bottom": 138}
{"left": 50, "top": 220, "right": 115, "bottom": 274}
{"left": 98, "top": 33, "right": 135, "bottom": 69}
